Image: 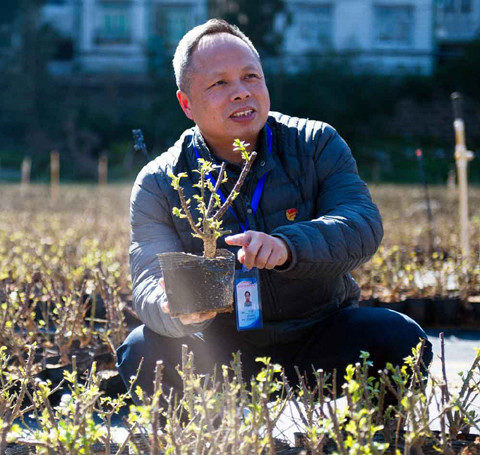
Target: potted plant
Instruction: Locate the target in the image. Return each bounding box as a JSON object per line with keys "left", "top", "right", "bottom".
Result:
{"left": 375, "top": 246, "right": 407, "bottom": 313}
{"left": 157, "top": 139, "right": 257, "bottom": 317}
{"left": 403, "top": 257, "right": 432, "bottom": 325}
{"left": 430, "top": 253, "right": 463, "bottom": 325}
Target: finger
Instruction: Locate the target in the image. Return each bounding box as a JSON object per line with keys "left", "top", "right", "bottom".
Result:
{"left": 225, "top": 232, "right": 251, "bottom": 247}
{"left": 161, "top": 301, "right": 170, "bottom": 314}
{"left": 243, "top": 235, "right": 263, "bottom": 269}
{"left": 199, "top": 311, "right": 216, "bottom": 322}
{"left": 159, "top": 278, "right": 170, "bottom": 313}
{"left": 253, "top": 243, "right": 273, "bottom": 269}
{"left": 263, "top": 238, "right": 289, "bottom": 269}
{"left": 179, "top": 314, "right": 195, "bottom": 325}
{"left": 265, "top": 249, "right": 282, "bottom": 269}
{"left": 179, "top": 312, "right": 216, "bottom": 325}
{"left": 237, "top": 248, "right": 246, "bottom": 264}
{"left": 274, "top": 237, "right": 290, "bottom": 265}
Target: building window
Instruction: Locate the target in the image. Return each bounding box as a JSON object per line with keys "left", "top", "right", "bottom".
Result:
{"left": 443, "top": 0, "right": 472, "bottom": 13}
{"left": 96, "top": 2, "right": 132, "bottom": 45}
{"left": 153, "top": 5, "right": 194, "bottom": 52}
{"left": 460, "top": 0, "right": 472, "bottom": 13}
{"left": 374, "top": 5, "right": 414, "bottom": 46}
{"left": 292, "top": 4, "right": 333, "bottom": 50}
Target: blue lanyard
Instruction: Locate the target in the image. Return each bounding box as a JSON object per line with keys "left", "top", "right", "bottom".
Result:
{"left": 192, "top": 124, "right": 272, "bottom": 232}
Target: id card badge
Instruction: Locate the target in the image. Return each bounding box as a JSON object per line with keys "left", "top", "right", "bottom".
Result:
{"left": 234, "top": 266, "right": 263, "bottom": 331}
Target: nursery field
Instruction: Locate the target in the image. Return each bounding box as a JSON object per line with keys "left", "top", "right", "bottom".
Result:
{"left": 1, "top": 183, "right": 480, "bottom": 454}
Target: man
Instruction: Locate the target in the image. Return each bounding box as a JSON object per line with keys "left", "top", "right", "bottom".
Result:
{"left": 244, "top": 291, "right": 252, "bottom": 307}
{"left": 117, "top": 19, "right": 432, "bottom": 399}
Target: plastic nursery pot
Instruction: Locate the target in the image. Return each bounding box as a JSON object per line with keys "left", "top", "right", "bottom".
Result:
{"left": 157, "top": 249, "right": 235, "bottom": 317}
{"left": 405, "top": 298, "right": 431, "bottom": 325}
{"left": 431, "top": 296, "right": 461, "bottom": 325}
{"left": 468, "top": 296, "right": 480, "bottom": 322}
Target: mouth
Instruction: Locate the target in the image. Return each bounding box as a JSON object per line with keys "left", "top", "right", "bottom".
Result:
{"left": 230, "top": 108, "right": 256, "bottom": 121}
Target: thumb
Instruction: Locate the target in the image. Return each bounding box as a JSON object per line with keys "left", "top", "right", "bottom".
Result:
{"left": 158, "top": 277, "right": 170, "bottom": 313}
{"left": 225, "top": 232, "right": 251, "bottom": 247}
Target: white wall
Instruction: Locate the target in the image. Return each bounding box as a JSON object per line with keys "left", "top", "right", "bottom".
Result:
{"left": 283, "top": 0, "right": 434, "bottom": 75}
{"left": 42, "top": 1, "right": 75, "bottom": 37}
{"left": 77, "top": 0, "right": 207, "bottom": 74}
{"left": 436, "top": 0, "right": 480, "bottom": 42}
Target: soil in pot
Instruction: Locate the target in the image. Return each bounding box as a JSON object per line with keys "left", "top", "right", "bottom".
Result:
{"left": 405, "top": 298, "right": 431, "bottom": 325}
{"left": 157, "top": 249, "right": 235, "bottom": 317}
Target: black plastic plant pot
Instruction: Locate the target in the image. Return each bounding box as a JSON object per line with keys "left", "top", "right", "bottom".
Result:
{"left": 157, "top": 249, "right": 235, "bottom": 317}
{"left": 431, "top": 296, "right": 461, "bottom": 325}
{"left": 405, "top": 298, "right": 431, "bottom": 325}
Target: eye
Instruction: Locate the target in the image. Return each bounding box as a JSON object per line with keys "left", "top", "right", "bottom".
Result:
{"left": 245, "top": 73, "right": 260, "bottom": 80}
{"left": 210, "top": 80, "right": 226, "bottom": 88}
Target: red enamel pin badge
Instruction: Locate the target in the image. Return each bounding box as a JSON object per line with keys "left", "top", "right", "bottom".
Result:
{"left": 286, "top": 208, "right": 298, "bottom": 221}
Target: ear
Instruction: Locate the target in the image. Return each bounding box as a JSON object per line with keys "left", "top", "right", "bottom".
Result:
{"left": 177, "top": 90, "right": 193, "bottom": 121}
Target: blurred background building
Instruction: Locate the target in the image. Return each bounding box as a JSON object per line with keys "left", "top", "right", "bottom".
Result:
{"left": 43, "top": 0, "right": 207, "bottom": 75}
{"left": 0, "top": 0, "right": 479, "bottom": 182}
{"left": 40, "top": 0, "right": 480, "bottom": 76}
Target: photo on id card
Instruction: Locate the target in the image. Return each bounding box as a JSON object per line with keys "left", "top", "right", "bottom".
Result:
{"left": 234, "top": 268, "right": 263, "bottom": 331}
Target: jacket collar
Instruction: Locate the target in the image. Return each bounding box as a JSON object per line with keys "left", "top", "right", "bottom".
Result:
{"left": 190, "top": 121, "right": 276, "bottom": 179}
{"left": 253, "top": 121, "right": 276, "bottom": 179}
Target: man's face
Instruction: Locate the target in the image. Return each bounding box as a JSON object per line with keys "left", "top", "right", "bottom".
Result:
{"left": 177, "top": 33, "right": 270, "bottom": 156}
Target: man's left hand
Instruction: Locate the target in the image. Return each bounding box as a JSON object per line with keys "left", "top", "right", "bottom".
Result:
{"left": 225, "top": 231, "right": 291, "bottom": 270}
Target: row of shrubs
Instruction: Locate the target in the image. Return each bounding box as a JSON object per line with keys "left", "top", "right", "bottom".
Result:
{"left": 2, "top": 341, "right": 480, "bottom": 454}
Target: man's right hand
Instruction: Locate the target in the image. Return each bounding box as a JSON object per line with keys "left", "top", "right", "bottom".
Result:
{"left": 159, "top": 277, "right": 217, "bottom": 325}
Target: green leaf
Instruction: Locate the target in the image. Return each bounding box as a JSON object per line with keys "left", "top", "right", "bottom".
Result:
{"left": 172, "top": 207, "right": 186, "bottom": 219}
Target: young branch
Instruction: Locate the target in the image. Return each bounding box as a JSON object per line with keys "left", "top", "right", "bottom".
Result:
{"left": 206, "top": 162, "right": 226, "bottom": 219}
{"left": 176, "top": 186, "right": 203, "bottom": 237}
{"left": 214, "top": 152, "right": 257, "bottom": 221}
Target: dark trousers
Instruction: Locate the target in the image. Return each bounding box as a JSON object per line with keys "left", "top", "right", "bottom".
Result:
{"left": 116, "top": 306, "right": 433, "bottom": 402}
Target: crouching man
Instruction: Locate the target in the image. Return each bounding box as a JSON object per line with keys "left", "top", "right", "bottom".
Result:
{"left": 116, "top": 19, "right": 432, "bottom": 400}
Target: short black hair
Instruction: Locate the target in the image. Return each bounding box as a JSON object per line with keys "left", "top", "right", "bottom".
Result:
{"left": 245, "top": 291, "right": 251, "bottom": 296}
{"left": 173, "top": 18, "right": 260, "bottom": 93}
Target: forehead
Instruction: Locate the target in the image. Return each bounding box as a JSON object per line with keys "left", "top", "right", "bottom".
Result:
{"left": 191, "top": 33, "right": 261, "bottom": 74}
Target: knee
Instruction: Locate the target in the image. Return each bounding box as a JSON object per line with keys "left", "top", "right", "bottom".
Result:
{"left": 381, "top": 310, "right": 433, "bottom": 369}
{"left": 391, "top": 311, "right": 432, "bottom": 356}
{"left": 116, "top": 325, "right": 151, "bottom": 382}
{"left": 349, "top": 307, "right": 432, "bottom": 367}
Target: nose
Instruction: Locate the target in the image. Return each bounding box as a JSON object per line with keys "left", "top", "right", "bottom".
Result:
{"left": 231, "top": 80, "right": 251, "bottom": 101}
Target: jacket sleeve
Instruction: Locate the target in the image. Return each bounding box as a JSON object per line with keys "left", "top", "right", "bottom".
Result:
{"left": 271, "top": 124, "right": 383, "bottom": 279}
{"left": 129, "top": 162, "right": 214, "bottom": 337}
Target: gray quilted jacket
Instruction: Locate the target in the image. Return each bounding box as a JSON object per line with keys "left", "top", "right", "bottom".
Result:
{"left": 129, "top": 112, "right": 383, "bottom": 338}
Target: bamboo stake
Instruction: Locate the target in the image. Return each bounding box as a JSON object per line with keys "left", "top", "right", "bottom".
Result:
{"left": 21, "top": 157, "right": 31, "bottom": 186}
{"left": 98, "top": 151, "right": 108, "bottom": 185}
{"left": 50, "top": 149, "right": 60, "bottom": 201}
{"left": 447, "top": 167, "right": 456, "bottom": 193}
{"left": 451, "top": 92, "right": 474, "bottom": 260}
{"left": 415, "top": 148, "right": 436, "bottom": 254}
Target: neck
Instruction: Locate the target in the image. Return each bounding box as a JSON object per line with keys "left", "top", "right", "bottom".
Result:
{"left": 211, "top": 147, "right": 245, "bottom": 165}
{"left": 201, "top": 134, "right": 260, "bottom": 166}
